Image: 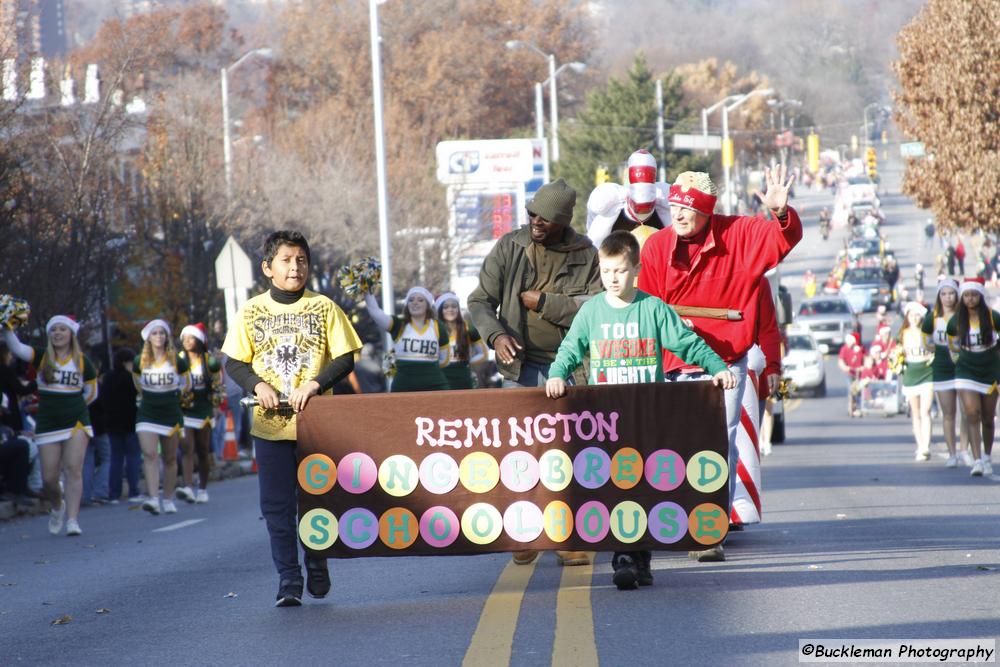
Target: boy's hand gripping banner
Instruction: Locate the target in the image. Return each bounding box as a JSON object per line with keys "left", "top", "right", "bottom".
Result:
{"left": 295, "top": 382, "right": 729, "bottom": 557}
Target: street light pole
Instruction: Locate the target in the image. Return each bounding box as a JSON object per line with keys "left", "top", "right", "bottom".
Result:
{"left": 722, "top": 88, "right": 774, "bottom": 215}
{"left": 221, "top": 47, "right": 272, "bottom": 203}
{"left": 702, "top": 95, "right": 739, "bottom": 156}
{"left": 369, "top": 0, "right": 394, "bottom": 330}
{"left": 534, "top": 82, "right": 544, "bottom": 142}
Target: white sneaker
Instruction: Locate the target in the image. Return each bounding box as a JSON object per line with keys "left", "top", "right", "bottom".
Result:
{"left": 970, "top": 460, "right": 984, "bottom": 477}
{"left": 48, "top": 500, "right": 66, "bottom": 535}
{"left": 945, "top": 454, "right": 958, "bottom": 468}
{"left": 142, "top": 498, "right": 161, "bottom": 515}
{"left": 65, "top": 519, "right": 81, "bottom": 536}
{"left": 175, "top": 486, "right": 196, "bottom": 503}
{"left": 961, "top": 450, "right": 975, "bottom": 467}
{"left": 128, "top": 495, "right": 146, "bottom": 504}
{"left": 915, "top": 451, "right": 929, "bottom": 461}
{"left": 195, "top": 489, "right": 209, "bottom": 503}
{"left": 983, "top": 458, "right": 994, "bottom": 476}
{"left": 162, "top": 499, "right": 178, "bottom": 514}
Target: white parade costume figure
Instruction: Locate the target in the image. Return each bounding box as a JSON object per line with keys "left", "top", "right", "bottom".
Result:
{"left": 586, "top": 149, "right": 671, "bottom": 248}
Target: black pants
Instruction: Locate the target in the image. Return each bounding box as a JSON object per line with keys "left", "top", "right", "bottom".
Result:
{"left": 0, "top": 440, "right": 30, "bottom": 496}
{"left": 612, "top": 550, "right": 651, "bottom": 569}
{"left": 254, "top": 437, "right": 324, "bottom": 582}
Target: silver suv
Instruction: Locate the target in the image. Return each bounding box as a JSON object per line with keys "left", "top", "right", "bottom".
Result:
{"left": 795, "top": 295, "right": 859, "bottom": 353}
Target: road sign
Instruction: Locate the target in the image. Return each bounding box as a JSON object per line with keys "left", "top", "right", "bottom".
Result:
{"left": 436, "top": 139, "right": 535, "bottom": 184}
{"left": 672, "top": 134, "right": 722, "bottom": 151}
{"left": 900, "top": 141, "right": 926, "bottom": 158}
{"left": 215, "top": 236, "right": 254, "bottom": 332}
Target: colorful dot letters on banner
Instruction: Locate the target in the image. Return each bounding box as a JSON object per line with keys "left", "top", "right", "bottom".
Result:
{"left": 295, "top": 382, "right": 730, "bottom": 557}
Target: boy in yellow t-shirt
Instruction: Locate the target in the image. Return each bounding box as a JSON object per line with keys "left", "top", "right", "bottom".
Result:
{"left": 222, "top": 231, "right": 362, "bottom": 607}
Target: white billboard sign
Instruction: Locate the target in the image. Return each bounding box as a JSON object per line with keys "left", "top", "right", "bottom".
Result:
{"left": 436, "top": 139, "right": 535, "bottom": 185}
{"left": 672, "top": 134, "right": 722, "bottom": 151}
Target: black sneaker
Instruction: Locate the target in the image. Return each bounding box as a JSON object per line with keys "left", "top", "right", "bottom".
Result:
{"left": 612, "top": 554, "right": 639, "bottom": 590}
{"left": 275, "top": 578, "right": 303, "bottom": 607}
{"left": 636, "top": 553, "right": 654, "bottom": 587}
{"left": 305, "top": 559, "right": 330, "bottom": 599}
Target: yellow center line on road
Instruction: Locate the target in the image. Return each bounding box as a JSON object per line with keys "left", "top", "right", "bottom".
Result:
{"left": 552, "top": 553, "right": 598, "bottom": 667}
{"left": 462, "top": 557, "right": 538, "bottom": 667}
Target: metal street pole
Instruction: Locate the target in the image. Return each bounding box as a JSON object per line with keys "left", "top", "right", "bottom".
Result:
{"left": 656, "top": 79, "right": 665, "bottom": 180}
{"left": 369, "top": 0, "right": 394, "bottom": 336}
{"left": 548, "top": 53, "right": 558, "bottom": 163}
{"left": 722, "top": 89, "right": 774, "bottom": 215}
{"left": 534, "top": 82, "right": 544, "bottom": 141}
{"left": 221, "top": 67, "right": 232, "bottom": 203}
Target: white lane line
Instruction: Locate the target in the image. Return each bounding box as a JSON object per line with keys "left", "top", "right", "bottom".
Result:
{"left": 153, "top": 519, "right": 206, "bottom": 533}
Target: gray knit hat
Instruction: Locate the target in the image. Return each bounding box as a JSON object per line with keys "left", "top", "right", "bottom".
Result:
{"left": 526, "top": 178, "right": 576, "bottom": 227}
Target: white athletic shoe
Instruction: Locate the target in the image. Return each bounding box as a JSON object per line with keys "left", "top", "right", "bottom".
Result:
{"left": 162, "top": 499, "right": 178, "bottom": 514}
{"left": 970, "top": 460, "right": 984, "bottom": 477}
{"left": 915, "top": 451, "right": 931, "bottom": 461}
{"left": 961, "top": 450, "right": 975, "bottom": 467}
{"left": 195, "top": 489, "right": 209, "bottom": 503}
{"left": 142, "top": 497, "right": 161, "bottom": 515}
{"left": 175, "top": 486, "right": 196, "bottom": 503}
{"left": 983, "top": 458, "right": 994, "bottom": 476}
{"left": 945, "top": 454, "right": 958, "bottom": 468}
{"left": 65, "top": 519, "right": 82, "bottom": 536}
{"left": 48, "top": 500, "right": 66, "bottom": 535}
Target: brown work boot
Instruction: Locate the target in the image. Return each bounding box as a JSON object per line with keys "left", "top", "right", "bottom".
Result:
{"left": 511, "top": 550, "right": 539, "bottom": 565}
{"left": 555, "top": 550, "right": 590, "bottom": 566}
{"left": 687, "top": 544, "right": 726, "bottom": 562}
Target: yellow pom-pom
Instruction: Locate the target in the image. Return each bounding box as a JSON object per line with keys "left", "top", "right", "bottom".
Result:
{"left": 631, "top": 224, "right": 657, "bottom": 251}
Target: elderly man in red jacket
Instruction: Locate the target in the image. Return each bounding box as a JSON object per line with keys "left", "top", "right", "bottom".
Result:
{"left": 637, "top": 166, "right": 801, "bottom": 561}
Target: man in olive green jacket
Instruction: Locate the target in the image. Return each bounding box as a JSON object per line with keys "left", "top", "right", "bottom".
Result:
{"left": 469, "top": 178, "right": 602, "bottom": 387}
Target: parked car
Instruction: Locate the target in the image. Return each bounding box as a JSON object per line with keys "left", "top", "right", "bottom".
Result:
{"left": 795, "top": 295, "right": 859, "bottom": 353}
{"left": 782, "top": 327, "right": 826, "bottom": 397}
{"left": 840, "top": 266, "right": 893, "bottom": 313}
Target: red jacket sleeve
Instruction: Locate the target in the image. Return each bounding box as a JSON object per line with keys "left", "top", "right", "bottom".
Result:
{"left": 756, "top": 280, "right": 782, "bottom": 394}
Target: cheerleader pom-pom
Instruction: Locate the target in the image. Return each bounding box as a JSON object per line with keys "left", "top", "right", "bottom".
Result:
{"left": 382, "top": 350, "right": 397, "bottom": 378}
{"left": 337, "top": 257, "right": 382, "bottom": 298}
{"left": 0, "top": 294, "right": 30, "bottom": 330}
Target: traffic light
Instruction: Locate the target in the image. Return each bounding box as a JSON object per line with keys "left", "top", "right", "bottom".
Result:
{"left": 722, "top": 138, "right": 734, "bottom": 168}
{"left": 595, "top": 165, "right": 610, "bottom": 186}
{"left": 807, "top": 133, "right": 820, "bottom": 174}
{"left": 865, "top": 147, "right": 878, "bottom": 182}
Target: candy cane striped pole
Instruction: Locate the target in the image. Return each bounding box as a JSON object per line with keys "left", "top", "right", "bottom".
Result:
{"left": 732, "top": 366, "right": 763, "bottom": 525}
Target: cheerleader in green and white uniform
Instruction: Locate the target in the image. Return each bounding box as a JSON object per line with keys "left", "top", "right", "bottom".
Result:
{"left": 920, "top": 277, "right": 969, "bottom": 467}
{"left": 177, "top": 323, "right": 221, "bottom": 504}
{"left": 899, "top": 302, "right": 934, "bottom": 461}
{"left": 3, "top": 316, "right": 96, "bottom": 536}
{"left": 134, "top": 319, "right": 190, "bottom": 514}
{"left": 365, "top": 286, "right": 450, "bottom": 392}
{"left": 946, "top": 278, "right": 999, "bottom": 477}
{"left": 435, "top": 292, "right": 487, "bottom": 390}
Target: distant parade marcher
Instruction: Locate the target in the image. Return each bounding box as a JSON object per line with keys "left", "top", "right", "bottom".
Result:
{"left": 585, "top": 149, "right": 670, "bottom": 248}
{"left": 365, "top": 286, "right": 450, "bottom": 392}
{"left": 921, "top": 278, "right": 970, "bottom": 467}
{"left": 223, "top": 230, "right": 362, "bottom": 607}
{"left": 947, "top": 277, "right": 999, "bottom": 477}
{"left": 178, "top": 323, "right": 221, "bottom": 504}
{"left": 435, "top": 292, "right": 487, "bottom": 390}
{"left": 637, "top": 166, "right": 802, "bottom": 562}
{"left": 134, "top": 319, "right": 190, "bottom": 515}
{"left": 897, "top": 302, "right": 934, "bottom": 461}
{"left": 4, "top": 317, "right": 97, "bottom": 536}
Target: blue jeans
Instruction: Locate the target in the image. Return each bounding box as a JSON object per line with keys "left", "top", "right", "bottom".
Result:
{"left": 502, "top": 361, "right": 554, "bottom": 389}
{"left": 255, "top": 437, "right": 322, "bottom": 582}
{"left": 665, "top": 356, "right": 748, "bottom": 516}
{"left": 82, "top": 433, "right": 112, "bottom": 502}
{"left": 108, "top": 432, "right": 141, "bottom": 500}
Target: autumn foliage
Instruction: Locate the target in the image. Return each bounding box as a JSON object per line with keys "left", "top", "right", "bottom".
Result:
{"left": 893, "top": 0, "right": 1000, "bottom": 231}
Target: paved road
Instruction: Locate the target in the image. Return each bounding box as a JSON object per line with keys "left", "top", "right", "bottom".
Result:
{"left": 2, "top": 158, "right": 997, "bottom": 666}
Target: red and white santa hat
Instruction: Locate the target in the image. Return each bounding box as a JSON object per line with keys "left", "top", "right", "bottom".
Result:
{"left": 141, "top": 319, "right": 171, "bottom": 341}
{"left": 667, "top": 171, "right": 718, "bottom": 217}
{"left": 846, "top": 332, "right": 861, "bottom": 347}
{"left": 959, "top": 276, "right": 987, "bottom": 299}
{"left": 626, "top": 149, "right": 658, "bottom": 222}
{"left": 180, "top": 322, "right": 207, "bottom": 344}
{"left": 936, "top": 277, "right": 959, "bottom": 294}
{"left": 46, "top": 315, "right": 79, "bottom": 335}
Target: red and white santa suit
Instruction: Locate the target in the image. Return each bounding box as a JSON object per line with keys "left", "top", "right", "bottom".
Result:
{"left": 637, "top": 172, "right": 802, "bottom": 531}
{"left": 586, "top": 149, "right": 670, "bottom": 248}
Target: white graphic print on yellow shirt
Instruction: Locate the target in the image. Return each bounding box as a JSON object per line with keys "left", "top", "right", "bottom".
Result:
{"left": 393, "top": 320, "right": 442, "bottom": 362}
{"left": 901, "top": 329, "right": 932, "bottom": 362}
{"left": 37, "top": 354, "right": 88, "bottom": 395}
{"left": 959, "top": 317, "right": 997, "bottom": 353}
{"left": 932, "top": 316, "right": 949, "bottom": 347}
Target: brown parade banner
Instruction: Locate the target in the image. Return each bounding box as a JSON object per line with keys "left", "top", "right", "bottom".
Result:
{"left": 295, "top": 382, "right": 729, "bottom": 557}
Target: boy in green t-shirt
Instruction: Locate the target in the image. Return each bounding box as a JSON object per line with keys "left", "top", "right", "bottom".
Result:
{"left": 222, "top": 231, "right": 362, "bottom": 607}
{"left": 546, "top": 231, "right": 735, "bottom": 590}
